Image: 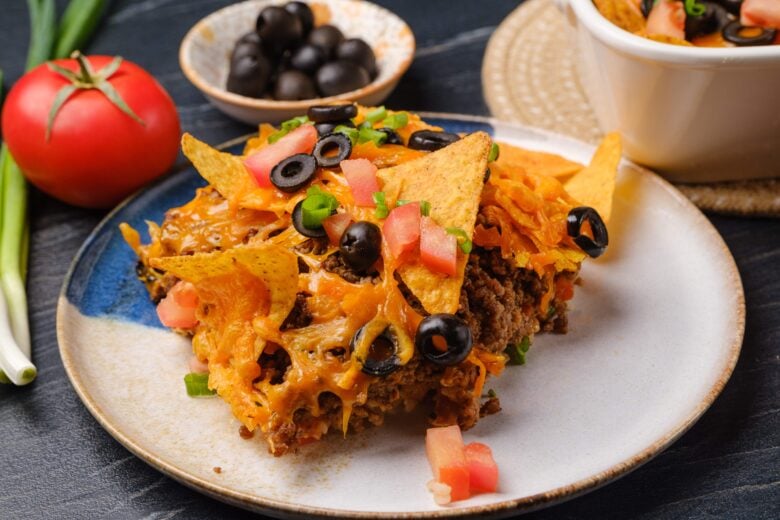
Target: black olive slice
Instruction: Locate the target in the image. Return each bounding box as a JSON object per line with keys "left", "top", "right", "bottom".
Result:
{"left": 350, "top": 324, "right": 401, "bottom": 377}
{"left": 416, "top": 314, "right": 473, "bottom": 366}
{"left": 640, "top": 0, "right": 654, "bottom": 17}
{"left": 483, "top": 168, "right": 491, "bottom": 183}
{"left": 339, "top": 221, "right": 382, "bottom": 272}
{"left": 292, "top": 200, "right": 330, "bottom": 238}
{"left": 307, "top": 103, "right": 358, "bottom": 123}
{"left": 685, "top": 3, "right": 730, "bottom": 40}
{"left": 270, "top": 153, "right": 317, "bottom": 192}
{"left": 312, "top": 133, "right": 353, "bottom": 168}
{"left": 566, "top": 206, "right": 609, "bottom": 258}
{"left": 315, "top": 119, "right": 355, "bottom": 137}
{"left": 722, "top": 20, "right": 777, "bottom": 46}
{"left": 376, "top": 127, "right": 402, "bottom": 145}
{"left": 712, "top": 0, "right": 742, "bottom": 16}
{"left": 408, "top": 130, "right": 461, "bottom": 152}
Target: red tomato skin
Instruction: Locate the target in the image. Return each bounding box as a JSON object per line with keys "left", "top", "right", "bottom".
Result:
{"left": 340, "top": 158, "right": 379, "bottom": 206}
{"left": 742, "top": 0, "right": 780, "bottom": 28}
{"left": 323, "top": 212, "right": 352, "bottom": 245}
{"left": 157, "top": 281, "right": 199, "bottom": 329}
{"left": 646, "top": 1, "right": 686, "bottom": 40}
{"left": 383, "top": 202, "right": 421, "bottom": 258}
{"left": 1, "top": 56, "right": 180, "bottom": 208}
{"left": 243, "top": 125, "right": 318, "bottom": 188}
{"left": 426, "top": 425, "right": 470, "bottom": 502}
{"left": 420, "top": 217, "right": 457, "bottom": 276}
{"left": 464, "top": 442, "right": 499, "bottom": 493}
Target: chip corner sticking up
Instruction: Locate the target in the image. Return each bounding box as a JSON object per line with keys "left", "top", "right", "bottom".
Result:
{"left": 378, "top": 131, "right": 492, "bottom": 314}
{"left": 564, "top": 132, "right": 622, "bottom": 223}
{"left": 181, "top": 133, "right": 251, "bottom": 201}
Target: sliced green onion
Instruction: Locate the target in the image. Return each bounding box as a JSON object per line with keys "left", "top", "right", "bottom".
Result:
{"left": 396, "top": 199, "right": 431, "bottom": 216}
{"left": 333, "top": 124, "right": 358, "bottom": 145}
{"left": 358, "top": 127, "right": 388, "bottom": 146}
{"left": 184, "top": 372, "right": 216, "bottom": 397}
{"left": 445, "top": 227, "right": 473, "bottom": 254}
{"left": 684, "top": 0, "right": 706, "bottom": 16}
{"left": 268, "top": 115, "right": 309, "bottom": 144}
{"left": 487, "top": 388, "right": 497, "bottom": 398}
{"left": 505, "top": 336, "right": 531, "bottom": 366}
{"left": 381, "top": 112, "right": 409, "bottom": 130}
{"left": 302, "top": 186, "right": 339, "bottom": 228}
{"left": 488, "top": 142, "right": 500, "bottom": 162}
{"left": 373, "top": 191, "right": 389, "bottom": 219}
{"left": 364, "top": 106, "right": 387, "bottom": 125}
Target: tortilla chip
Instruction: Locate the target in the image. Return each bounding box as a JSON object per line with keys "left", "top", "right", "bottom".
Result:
{"left": 495, "top": 142, "right": 584, "bottom": 179}
{"left": 564, "top": 132, "right": 621, "bottom": 223}
{"left": 593, "top": 0, "right": 646, "bottom": 33}
{"left": 152, "top": 244, "right": 298, "bottom": 327}
{"left": 182, "top": 133, "right": 254, "bottom": 201}
{"left": 377, "top": 132, "right": 491, "bottom": 314}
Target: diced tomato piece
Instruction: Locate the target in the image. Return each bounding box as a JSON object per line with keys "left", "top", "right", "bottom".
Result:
{"left": 420, "top": 217, "right": 457, "bottom": 276}
{"left": 426, "top": 425, "right": 470, "bottom": 502}
{"left": 341, "top": 158, "right": 379, "bottom": 207}
{"left": 156, "top": 281, "right": 199, "bottom": 329}
{"left": 742, "top": 0, "right": 780, "bottom": 28}
{"left": 383, "top": 202, "right": 421, "bottom": 258}
{"left": 646, "top": 1, "right": 686, "bottom": 40}
{"left": 464, "top": 443, "right": 499, "bottom": 494}
{"left": 243, "top": 125, "right": 318, "bottom": 188}
{"left": 322, "top": 212, "right": 352, "bottom": 245}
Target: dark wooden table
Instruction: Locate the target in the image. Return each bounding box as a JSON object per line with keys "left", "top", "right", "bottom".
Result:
{"left": 1, "top": 1, "right": 778, "bottom": 518}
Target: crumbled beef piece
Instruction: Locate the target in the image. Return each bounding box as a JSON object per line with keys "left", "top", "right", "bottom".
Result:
{"left": 281, "top": 292, "right": 313, "bottom": 330}
{"left": 322, "top": 252, "right": 378, "bottom": 284}
{"left": 294, "top": 237, "right": 329, "bottom": 255}
{"left": 480, "top": 397, "right": 502, "bottom": 417}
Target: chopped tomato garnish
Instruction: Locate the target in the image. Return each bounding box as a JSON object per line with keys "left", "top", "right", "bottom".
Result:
{"left": 383, "top": 202, "right": 421, "bottom": 258}
{"left": 157, "top": 281, "right": 199, "bottom": 329}
{"left": 464, "top": 442, "right": 499, "bottom": 493}
{"left": 420, "top": 217, "right": 457, "bottom": 276}
{"left": 742, "top": 0, "right": 780, "bottom": 28}
{"left": 426, "top": 425, "right": 470, "bottom": 502}
{"left": 322, "top": 212, "right": 352, "bottom": 245}
{"left": 341, "top": 158, "right": 379, "bottom": 207}
{"left": 646, "top": 1, "right": 686, "bottom": 40}
{"left": 243, "top": 125, "right": 317, "bottom": 188}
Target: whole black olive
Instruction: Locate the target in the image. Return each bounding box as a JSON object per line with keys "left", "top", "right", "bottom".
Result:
{"left": 640, "top": 0, "right": 653, "bottom": 17}
{"left": 712, "top": 0, "right": 742, "bottom": 16}
{"left": 566, "top": 206, "right": 609, "bottom": 258}
{"left": 273, "top": 69, "right": 317, "bottom": 100}
{"left": 685, "top": 2, "right": 730, "bottom": 40}
{"left": 339, "top": 221, "right": 381, "bottom": 272}
{"left": 312, "top": 133, "right": 353, "bottom": 167}
{"left": 307, "top": 103, "right": 358, "bottom": 123}
{"left": 292, "top": 200, "right": 330, "bottom": 238}
{"left": 308, "top": 24, "right": 345, "bottom": 59}
{"left": 231, "top": 31, "right": 264, "bottom": 65}
{"left": 316, "top": 61, "right": 371, "bottom": 97}
{"left": 408, "top": 130, "right": 461, "bottom": 152}
{"left": 376, "top": 127, "right": 402, "bottom": 145}
{"left": 315, "top": 119, "right": 355, "bottom": 137}
{"left": 722, "top": 20, "right": 777, "bottom": 46}
{"left": 284, "top": 1, "right": 314, "bottom": 36}
{"left": 227, "top": 54, "right": 272, "bottom": 97}
{"left": 270, "top": 153, "right": 317, "bottom": 192}
{"left": 256, "top": 6, "right": 303, "bottom": 56}
{"left": 335, "top": 38, "right": 377, "bottom": 78}
{"left": 350, "top": 324, "right": 401, "bottom": 377}
{"left": 415, "top": 314, "right": 473, "bottom": 366}
{"left": 290, "top": 43, "right": 326, "bottom": 75}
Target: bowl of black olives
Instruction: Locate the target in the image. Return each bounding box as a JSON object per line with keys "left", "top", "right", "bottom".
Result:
{"left": 180, "top": 0, "right": 415, "bottom": 124}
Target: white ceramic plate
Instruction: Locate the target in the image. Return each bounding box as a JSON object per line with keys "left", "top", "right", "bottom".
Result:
{"left": 57, "top": 115, "right": 744, "bottom": 518}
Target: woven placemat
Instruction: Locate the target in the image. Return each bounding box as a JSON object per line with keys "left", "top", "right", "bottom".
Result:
{"left": 482, "top": 0, "right": 780, "bottom": 217}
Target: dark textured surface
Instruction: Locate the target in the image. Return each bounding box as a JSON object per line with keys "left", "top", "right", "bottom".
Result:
{"left": 0, "top": 1, "right": 778, "bottom": 518}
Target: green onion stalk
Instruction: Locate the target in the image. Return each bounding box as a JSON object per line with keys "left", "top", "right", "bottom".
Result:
{"left": 0, "top": 0, "right": 106, "bottom": 385}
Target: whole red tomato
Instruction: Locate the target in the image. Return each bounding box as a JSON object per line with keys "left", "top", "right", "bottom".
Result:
{"left": 1, "top": 54, "right": 180, "bottom": 208}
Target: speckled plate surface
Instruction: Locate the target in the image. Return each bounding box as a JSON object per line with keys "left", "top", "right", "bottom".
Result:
{"left": 57, "top": 115, "right": 744, "bottom": 518}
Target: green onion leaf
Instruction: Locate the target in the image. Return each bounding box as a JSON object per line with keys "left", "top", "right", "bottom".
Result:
{"left": 364, "top": 106, "right": 387, "bottom": 125}
{"left": 53, "top": 0, "right": 108, "bottom": 59}
{"left": 302, "top": 186, "right": 339, "bottom": 228}
{"left": 373, "top": 191, "right": 389, "bottom": 219}
{"left": 184, "top": 372, "right": 216, "bottom": 397}
{"left": 487, "top": 388, "right": 497, "bottom": 398}
{"left": 445, "top": 227, "right": 473, "bottom": 254}
{"left": 381, "top": 112, "right": 409, "bottom": 130}
{"left": 268, "top": 115, "right": 309, "bottom": 144}
{"left": 488, "top": 142, "right": 500, "bottom": 162}
{"left": 505, "top": 336, "right": 531, "bottom": 366}
{"left": 358, "top": 127, "right": 388, "bottom": 146}
{"left": 684, "top": 0, "right": 706, "bottom": 16}
{"left": 333, "top": 125, "right": 358, "bottom": 145}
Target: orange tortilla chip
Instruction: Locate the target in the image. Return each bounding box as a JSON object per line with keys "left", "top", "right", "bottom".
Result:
{"left": 151, "top": 244, "right": 298, "bottom": 327}
{"left": 182, "top": 133, "right": 254, "bottom": 201}
{"left": 495, "top": 142, "right": 584, "bottom": 179}
{"left": 377, "top": 132, "right": 491, "bottom": 314}
{"left": 594, "top": 0, "right": 646, "bottom": 33}
{"left": 564, "top": 132, "right": 621, "bottom": 223}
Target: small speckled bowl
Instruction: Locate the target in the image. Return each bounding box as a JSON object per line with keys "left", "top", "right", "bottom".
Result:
{"left": 179, "top": 0, "right": 415, "bottom": 125}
